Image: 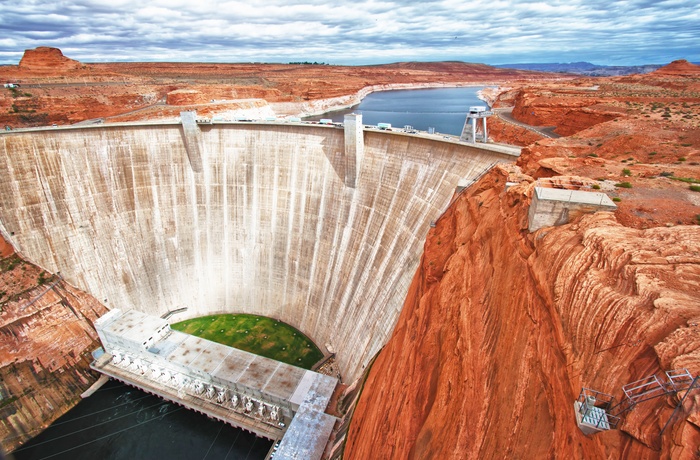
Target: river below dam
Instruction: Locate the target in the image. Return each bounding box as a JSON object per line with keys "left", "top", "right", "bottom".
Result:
{"left": 11, "top": 380, "right": 273, "bottom": 460}
{"left": 304, "top": 86, "right": 490, "bottom": 135}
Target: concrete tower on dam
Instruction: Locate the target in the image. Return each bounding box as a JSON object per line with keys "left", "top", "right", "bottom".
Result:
{"left": 0, "top": 120, "right": 519, "bottom": 382}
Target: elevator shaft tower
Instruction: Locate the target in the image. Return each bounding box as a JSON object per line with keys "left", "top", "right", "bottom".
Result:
{"left": 460, "top": 106, "right": 493, "bottom": 143}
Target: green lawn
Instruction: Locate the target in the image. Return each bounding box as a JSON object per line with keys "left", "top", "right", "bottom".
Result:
{"left": 170, "top": 314, "right": 324, "bottom": 370}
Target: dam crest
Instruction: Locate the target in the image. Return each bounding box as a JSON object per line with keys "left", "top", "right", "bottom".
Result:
{"left": 0, "top": 120, "right": 518, "bottom": 382}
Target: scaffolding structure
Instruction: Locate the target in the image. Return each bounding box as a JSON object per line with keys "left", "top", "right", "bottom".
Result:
{"left": 575, "top": 369, "right": 698, "bottom": 435}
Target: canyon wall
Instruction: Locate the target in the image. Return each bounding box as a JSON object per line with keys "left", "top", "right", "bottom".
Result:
{"left": 510, "top": 90, "right": 621, "bottom": 136}
{"left": 0, "top": 124, "right": 516, "bottom": 383}
{"left": 345, "top": 167, "right": 700, "bottom": 459}
{"left": 0, "top": 249, "right": 107, "bottom": 452}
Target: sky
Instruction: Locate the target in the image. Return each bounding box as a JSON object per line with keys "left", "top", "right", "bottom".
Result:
{"left": 0, "top": 0, "right": 698, "bottom": 66}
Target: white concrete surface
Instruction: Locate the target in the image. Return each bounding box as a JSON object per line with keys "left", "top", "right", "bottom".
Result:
{"left": 0, "top": 122, "right": 517, "bottom": 381}
{"left": 93, "top": 308, "right": 337, "bottom": 441}
{"left": 528, "top": 187, "right": 617, "bottom": 232}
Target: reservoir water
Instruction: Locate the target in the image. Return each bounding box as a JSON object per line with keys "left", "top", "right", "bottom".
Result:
{"left": 12, "top": 380, "right": 273, "bottom": 460}
{"left": 304, "top": 86, "right": 490, "bottom": 135}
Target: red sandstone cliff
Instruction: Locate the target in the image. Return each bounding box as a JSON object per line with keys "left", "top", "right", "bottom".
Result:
{"left": 0, "top": 245, "right": 107, "bottom": 453}
{"left": 510, "top": 89, "right": 621, "bottom": 137}
{"left": 345, "top": 166, "right": 700, "bottom": 459}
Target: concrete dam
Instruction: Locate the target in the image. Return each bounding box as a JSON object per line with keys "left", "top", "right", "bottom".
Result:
{"left": 0, "top": 120, "right": 518, "bottom": 382}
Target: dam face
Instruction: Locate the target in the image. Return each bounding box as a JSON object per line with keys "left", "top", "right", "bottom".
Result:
{"left": 0, "top": 123, "right": 516, "bottom": 381}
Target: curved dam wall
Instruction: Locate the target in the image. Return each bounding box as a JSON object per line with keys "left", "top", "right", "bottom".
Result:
{"left": 0, "top": 123, "right": 516, "bottom": 381}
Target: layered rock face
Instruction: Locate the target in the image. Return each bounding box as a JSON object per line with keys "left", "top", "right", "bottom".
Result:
{"left": 345, "top": 167, "right": 700, "bottom": 459}
{"left": 511, "top": 90, "right": 621, "bottom": 137}
{"left": 0, "top": 248, "right": 107, "bottom": 452}
{"left": 0, "top": 124, "right": 515, "bottom": 383}
{"left": 166, "top": 88, "right": 239, "bottom": 105}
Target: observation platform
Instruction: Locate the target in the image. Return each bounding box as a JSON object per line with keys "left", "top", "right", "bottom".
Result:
{"left": 575, "top": 369, "right": 698, "bottom": 435}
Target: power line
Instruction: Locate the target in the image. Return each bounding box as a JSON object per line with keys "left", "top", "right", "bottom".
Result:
{"left": 2, "top": 393, "right": 155, "bottom": 443}
{"left": 12, "top": 400, "right": 171, "bottom": 453}
{"left": 244, "top": 436, "right": 258, "bottom": 460}
{"left": 43, "top": 394, "right": 155, "bottom": 428}
{"left": 36, "top": 406, "right": 185, "bottom": 460}
{"left": 202, "top": 422, "right": 224, "bottom": 460}
{"left": 223, "top": 429, "right": 242, "bottom": 460}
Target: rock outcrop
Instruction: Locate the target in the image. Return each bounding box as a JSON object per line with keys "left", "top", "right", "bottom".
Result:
{"left": 18, "top": 47, "right": 83, "bottom": 73}
{"left": 345, "top": 167, "right": 700, "bottom": 459}
{"left": 0, "top": 246, "right": 107, "bottom": 453}
{"left": 511, "top": 91, "right": 621, "bottom": 136}
{"left": 0, "top": 234, "right": 13, "bottom": 258}
{"left": 650, "top": 60, "right": 700, "bottom": 77}
{"left": 486, "top": 115, "right": 544, "bottom": 146}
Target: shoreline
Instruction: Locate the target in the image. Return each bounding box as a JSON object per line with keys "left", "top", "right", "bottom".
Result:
{"left": 80, "top": 82, "right": 504, "bottom": 126}
{"left": 270, "top": 82, "right": 498, "bottom": 119}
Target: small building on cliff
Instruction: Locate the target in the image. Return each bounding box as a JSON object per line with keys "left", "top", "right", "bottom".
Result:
{"left": 528, "top": 187, "right": 617, "bottom": 232}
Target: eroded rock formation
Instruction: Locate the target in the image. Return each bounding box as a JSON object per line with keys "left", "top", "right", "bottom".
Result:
{"left": 0, "top": 246, "right": 107, "bottom": 452}
{"left": 345, "top": 167, "right": 700, "bottom": 459}
{"left": 651, "top": 59, "right": 700, "bottom": 77}
{"left": 18, "top": 47, "right": 83, "bottom": 73}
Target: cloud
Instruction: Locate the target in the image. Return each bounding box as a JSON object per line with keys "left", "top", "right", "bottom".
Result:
{"left": 0, "top": 0, "right": 697, "bottom": 65}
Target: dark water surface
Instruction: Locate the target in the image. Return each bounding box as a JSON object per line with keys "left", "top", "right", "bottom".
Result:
{"left": 12, "top": 380, "right": 272, "bottom": 460}
{"left": 304, "top": 86, "right": 490, "bottom": 135}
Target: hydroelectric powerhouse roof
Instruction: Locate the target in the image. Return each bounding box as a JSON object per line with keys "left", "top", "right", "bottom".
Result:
{"left": 93, "top": 309, "right": 338, "bottom": 459}
{"left": 95, "top": 309, "right": 336, "bottom": 409}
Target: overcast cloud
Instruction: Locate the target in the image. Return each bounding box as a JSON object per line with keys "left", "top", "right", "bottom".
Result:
{"left": 0, "top": 0, "right": 697, "bottom": 65}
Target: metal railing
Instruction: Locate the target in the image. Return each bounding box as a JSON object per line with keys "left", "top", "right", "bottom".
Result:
{"left": 576, "top": 388, "right": 620, "bottom": 429}
{"left": 578, "top": 369, "right": 698, "bottom": 434}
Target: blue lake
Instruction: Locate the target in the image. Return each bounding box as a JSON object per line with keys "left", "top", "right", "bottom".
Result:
{"left": 304, "top": 86, "right": 490, "bottom": 135}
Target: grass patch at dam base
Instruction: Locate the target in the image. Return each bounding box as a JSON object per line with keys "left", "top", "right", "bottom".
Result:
{"left": 170, "top": 313, "right": 324, "bottom": 370}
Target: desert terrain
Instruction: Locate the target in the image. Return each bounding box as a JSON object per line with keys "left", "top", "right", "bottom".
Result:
{"left": 1, "top": 47, "right": 699, "bottom": 458}
{"left": 0, "top": 47, "right": 557, "bottom": 127}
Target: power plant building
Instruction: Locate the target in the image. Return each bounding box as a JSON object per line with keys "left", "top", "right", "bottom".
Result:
{"left": 92, "top": 309, "right": 338, "bottom": 458}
